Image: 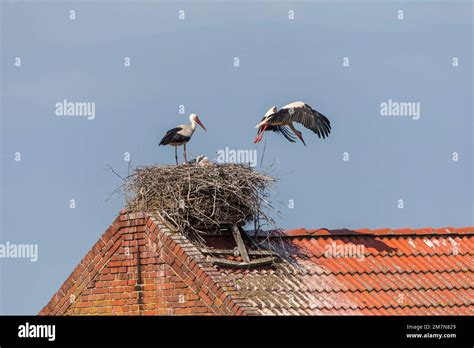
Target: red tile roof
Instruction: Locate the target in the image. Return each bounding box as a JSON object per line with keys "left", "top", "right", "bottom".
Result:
{"left": 223, "top": 227, "right": 473, "bottom": 315}
{"left": 40, "top": 211, "right": 474, "bottom": 316}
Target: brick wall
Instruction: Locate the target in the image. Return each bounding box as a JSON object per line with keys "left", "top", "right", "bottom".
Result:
{"left": 39, "top": 211, "right": 258, "bottom": 316}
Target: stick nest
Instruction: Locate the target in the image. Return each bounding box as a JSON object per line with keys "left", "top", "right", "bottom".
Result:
{"left": 124, "top": 163, "right": 276, "bottom": 240}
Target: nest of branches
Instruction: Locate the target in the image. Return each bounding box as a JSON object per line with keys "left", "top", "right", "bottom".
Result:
{"left": 124, "top": 163, "right": 276, "bottom": 241}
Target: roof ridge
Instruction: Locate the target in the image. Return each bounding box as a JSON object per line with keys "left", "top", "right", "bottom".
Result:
{"left": 334, "top": 302, "right": 473, "bottom": 311}
{"left": 242, "top": 284, "right": 473, "bottom": 294}
{"left": 144, "top": 215, "right": 261, "bottom": 316}
{"left": 260, "top": 302, "right": 473, "bottom": 311}
{"left": 257, "top": 227, "right": 474, "bottom": 237}
{"left": 309, "top": 251, "right": 473, "bottom": 257}
{"left": 301, "top": 269, "right": 473, "bottom": 276}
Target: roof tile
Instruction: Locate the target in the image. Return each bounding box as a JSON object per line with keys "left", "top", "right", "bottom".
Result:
{"left": 220, "top": 227, "right": 474, "bottom": 315}
{"left": 40, "top": 211, "right": 474, "bottom": 316}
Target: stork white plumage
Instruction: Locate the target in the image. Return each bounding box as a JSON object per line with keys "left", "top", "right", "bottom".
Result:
{"left": 254, "top": 101, "right": 331, "bottom": 146}
{"left": 159, "top": 113, "right": 207, "bottom": 165}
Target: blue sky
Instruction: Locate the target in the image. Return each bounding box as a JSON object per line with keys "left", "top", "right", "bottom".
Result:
{"left": 1, "top": 0, "right": 472, "bottom": 314}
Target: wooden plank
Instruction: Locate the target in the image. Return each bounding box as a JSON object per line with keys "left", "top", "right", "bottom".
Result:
{"left": 232, "top": 224, "right": 250, "bottom": 263}
{"left": 200, "top": 247, "right": 278, "bottom": 257}
{"left": 208, "top": 257, "right": 275, "bottom": 269}
{"left": 248, "top": 257, "right": 275, "bottom": 267}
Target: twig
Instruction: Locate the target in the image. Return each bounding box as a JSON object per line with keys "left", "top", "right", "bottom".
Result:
{"left": 121, "top": 163, "right": 276, "bottom": 241}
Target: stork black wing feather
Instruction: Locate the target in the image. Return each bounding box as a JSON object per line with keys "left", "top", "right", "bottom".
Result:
{"left": 267, "top": 125, "right": 297, "bottom": 143}
{"left": 159, "top": 127, "right": 184, "bottom": 146}
{"left": 271, "top": 103, "right": 332, "bottom": 139}
{"left": 279, "top": 125, "right": 297, "bottom": 142}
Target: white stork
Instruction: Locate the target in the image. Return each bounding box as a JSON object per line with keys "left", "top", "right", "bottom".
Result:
{"left": 254, "top": 101, "right": 331, "bottom": 146}
{"left": 159, "top": 113, "right": 207, "bottom": 165}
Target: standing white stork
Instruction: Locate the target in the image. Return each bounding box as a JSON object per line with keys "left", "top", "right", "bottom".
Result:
{"left": 254, "top": 101, "right": 331, "bottom": 146}
{"left": 159, "top": 113, "right": 207, "bottom": 165}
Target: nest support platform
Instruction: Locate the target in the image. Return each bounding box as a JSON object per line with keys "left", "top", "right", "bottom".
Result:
{"left": 198, "top": 222, "right": 278, "bottom": 268}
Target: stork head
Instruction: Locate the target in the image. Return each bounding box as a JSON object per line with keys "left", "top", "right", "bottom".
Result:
{"left": 254, "top": 106, "right": 277, "bottom": 129}
{"left": 264, "top": 106, "right": 277, "bottom": 118}
{"left": 253, "top": 106, "right": 276, "bottom": 143}
{"left": 190, "top": 113, "right": 207, "bottom": 131}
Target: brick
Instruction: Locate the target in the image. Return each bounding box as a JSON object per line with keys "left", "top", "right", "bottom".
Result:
{"left": 107, "top": 261, "right": 122, "bottom": 268}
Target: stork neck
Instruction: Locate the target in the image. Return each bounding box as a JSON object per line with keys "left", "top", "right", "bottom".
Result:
{"left": 190, "top": 118, "right": 197, "bottom": 130}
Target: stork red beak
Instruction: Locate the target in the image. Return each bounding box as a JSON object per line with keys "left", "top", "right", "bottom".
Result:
{"left": 196, "top": 117, "right": 206, "bottom": 131}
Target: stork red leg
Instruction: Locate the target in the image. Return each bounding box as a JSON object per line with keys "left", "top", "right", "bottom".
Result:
{"left": 259, "top": 124, "right": 269, "bottom": 142}
{"left": 174, "top": 146, "right": 178, "bottom": 166}
{"left": 183, "top": 143, "right": 188, "bottom": 164}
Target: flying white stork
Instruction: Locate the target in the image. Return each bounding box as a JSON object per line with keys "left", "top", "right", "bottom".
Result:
{"left": 254, "top": 101, "right": 331, "bottom": 146}
{"left": 159, "top": 113, "right": 207, "bottom": 165}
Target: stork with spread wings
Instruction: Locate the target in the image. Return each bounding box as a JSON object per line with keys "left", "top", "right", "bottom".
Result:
{"left": 254, "top": 101, "right": 331, "bottom": 146}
